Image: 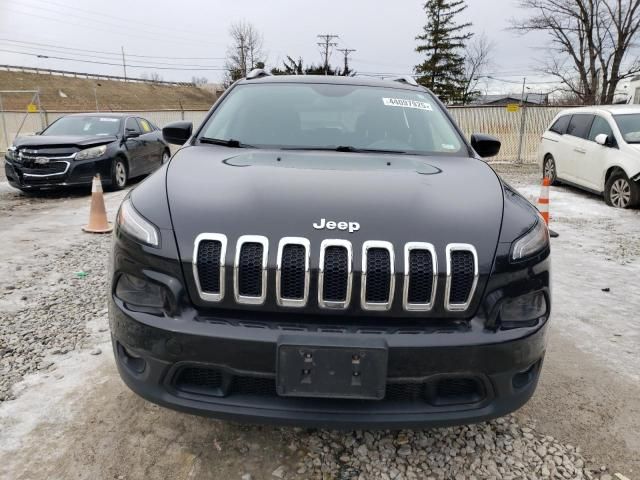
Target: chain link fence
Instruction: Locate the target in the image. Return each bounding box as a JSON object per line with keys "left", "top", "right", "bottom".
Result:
{"left": 1, "top": 106, "right": 564, "bottom": 163}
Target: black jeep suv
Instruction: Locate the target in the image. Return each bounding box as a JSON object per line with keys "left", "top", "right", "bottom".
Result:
{"left": 109, "top": 72, "right": 551, "bottom": 428}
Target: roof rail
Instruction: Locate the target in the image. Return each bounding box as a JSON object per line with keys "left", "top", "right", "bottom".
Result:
{"left": 246, "top": 68, "right": 271, "bottom": 80}
{"left": 389, "top": 76, "right": 419, "bottom": 87}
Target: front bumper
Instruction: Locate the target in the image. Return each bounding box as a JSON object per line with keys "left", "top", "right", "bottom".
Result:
{"left": 110, "top": 296, "right": 548, "bottom": 429}
{"left": 4, "top": 156, "right": 113, "bottom": 190}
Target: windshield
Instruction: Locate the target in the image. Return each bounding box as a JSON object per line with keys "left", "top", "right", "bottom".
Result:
{"left": 613, "top": 114, "right": 640, "bottom": 143}
{"left": 43, "top": 116, "right": 121, "bottom": 136}
{"left": 199, "top": 83, "right": 464, "bottom": 155}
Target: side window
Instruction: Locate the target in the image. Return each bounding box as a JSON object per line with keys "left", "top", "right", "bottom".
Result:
{"left": 566, "top": 114, "right": 594, "bottom": 139}
{"left": 125, "top": 117, "right": 141, "bottom": 134}
{"left": 549, "top": 115, "right": 570, "bottom": 134}
{"left": 138, "top": 118, "right": 152, "bottom": 133}
{"left": 588, "top": 116, "right": 614, "bottom": 142}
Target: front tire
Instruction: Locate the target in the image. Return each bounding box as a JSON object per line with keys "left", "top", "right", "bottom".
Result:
{"left": 604, "top": 171, "right": 639, "bottom": 209}
{"left": 111, "top": 158, "right": 128, "bottom": 190}
{"left": 161, "top": 149, "right": 170, "bottom": 165}
{"left": 543, "top": 156, "right": 558, "bottom": 185}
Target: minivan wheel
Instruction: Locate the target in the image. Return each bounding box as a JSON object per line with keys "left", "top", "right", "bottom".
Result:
{"left": 111, "top": 158, "right": 128, "bottom": 190}
{"left": 605, "top": 171, "right": 638, "bottom": 208}
{"left": 543, "top": 156, "right": 558, "bottom": 185}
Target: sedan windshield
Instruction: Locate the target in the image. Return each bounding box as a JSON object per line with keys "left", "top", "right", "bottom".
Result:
{"left": 43, "top": 116, "right": 121, "bottom": 136}
{"left": 199, "top": 83, "right": 464, "bottom": 155}
{"left": 613, "top": 114, "right": 640, "bottom": 143}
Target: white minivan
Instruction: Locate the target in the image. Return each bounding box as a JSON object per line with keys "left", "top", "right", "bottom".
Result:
{"left": 539, "top": 105, "right": 640, "bottom": 208}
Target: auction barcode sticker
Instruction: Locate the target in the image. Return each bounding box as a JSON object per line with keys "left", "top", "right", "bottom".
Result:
{"left": 382, "top": 98, "right": 433, "bottom": 111}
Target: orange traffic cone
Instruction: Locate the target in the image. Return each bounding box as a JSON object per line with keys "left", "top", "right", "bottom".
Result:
{"left": 539, "top": 177, "right": 559, "bottom": 238}
{"left": 82, "top": 174, "right": 113, "bottom": 233}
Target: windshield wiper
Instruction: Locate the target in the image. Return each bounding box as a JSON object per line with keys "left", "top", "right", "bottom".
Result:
{"left": 281, "top": 145, "right": 409, "bottom": 154}
{"left": 199, "top": 137, "right": 255, "bottom": 148}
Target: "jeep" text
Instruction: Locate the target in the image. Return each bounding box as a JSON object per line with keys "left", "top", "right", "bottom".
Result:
{"left": 313, "top": 218, "right": 360, "bottom": 233}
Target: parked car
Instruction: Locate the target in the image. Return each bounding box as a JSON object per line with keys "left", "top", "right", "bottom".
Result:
{"left": 4, "top": 113, "right": 170, "bottom": 192}
{"left": 539, "top": 105, "right": 640, "bottom": 208}
{"left": 109, "top": 71, "right": 551, "bottom": 429}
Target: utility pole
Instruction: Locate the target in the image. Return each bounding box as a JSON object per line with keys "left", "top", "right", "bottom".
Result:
{"left": 121, "top": 46, "right": 127, "bottom": 80}
{"left": 516, "top": 77, "right": 527, "bottom": 165}
{"left": 337, "top": 48, "right": 356, "bottom": 75}
{"left": 317, "top": 34, "right": 339, "bottom": 75}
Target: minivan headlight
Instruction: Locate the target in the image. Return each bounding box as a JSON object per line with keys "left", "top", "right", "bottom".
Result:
{"left": 116, "top": 198, "right": 160, "bottom": 247}
{"left": 75, "top": 144, "right": 107, "bottom": 160}
{"left": 511, "top": 218, "right": 549, "bottom": 261}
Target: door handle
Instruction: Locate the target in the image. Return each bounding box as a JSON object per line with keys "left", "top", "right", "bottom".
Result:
{"left": 573, "top": 148, "right": 586, "bottom": 154}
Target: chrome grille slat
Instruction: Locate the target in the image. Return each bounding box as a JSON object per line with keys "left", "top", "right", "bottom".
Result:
{"left": 192, "top": 233, "right": 227, "bottom": 302}
{"left": 318, "top": 239, "right": 353, "bottom": 309}
{"left": 403, "top": 242, "right": 437, "bottom": 311}
{"left": 276, "top": 237, "right": 310, "bottom": 308}
{"left": 361, "top": 241, "right": 395, "bottom": 311}
{"left": 234, "top": 235, "right": 268, "bottom": 305}
{"left": 444, "top": 244, "right": 478, "bottom": 312}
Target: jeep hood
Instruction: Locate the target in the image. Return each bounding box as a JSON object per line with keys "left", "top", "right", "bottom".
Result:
{"left": 166, "top": 147, "right": 504, "bottom": 275}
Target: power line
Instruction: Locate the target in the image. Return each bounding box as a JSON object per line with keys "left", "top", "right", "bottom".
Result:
{"left": 0, "top": 49, "right": 227, "bottom": 71}
{"left": 0, "top": 39, "right": 226, "bottom": 60}
{"left": 317, "top": 34, "right": 339, "bottom": 75}
{"left": 337, "top": 48, "right": 356, "bottom": 74}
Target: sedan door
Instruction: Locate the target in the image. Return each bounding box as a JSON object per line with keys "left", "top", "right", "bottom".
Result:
{"left": 124, "top": 117, "right": 145, "bottom": 177}
{"left": 137, "top": 117, "right": 163, "bottom": 170}
{"left": 562, "top": 114, "right": 595, "bottom": 184}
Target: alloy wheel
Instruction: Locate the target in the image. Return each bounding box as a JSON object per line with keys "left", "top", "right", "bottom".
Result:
{"left": 162, "top": 152, "right": 170, "bottom": 164}
{"left": 544, "top": 158, "right": 556, "bottom": 182}
{"left": 115, "top": 161, "right": 127, "bottom": 188}
{"left": 610, "top": 178, "right": 631, "bottom": 208}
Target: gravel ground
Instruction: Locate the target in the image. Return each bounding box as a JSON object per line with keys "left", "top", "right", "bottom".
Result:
{"left": 0, "top": 235, "right": 110, "bottom": 401}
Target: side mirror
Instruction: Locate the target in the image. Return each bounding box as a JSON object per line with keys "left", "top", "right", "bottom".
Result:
{"left": 471, "top": 133, "right": 501, "bottom": 158}
{"left": 595, "top": 133, "right": 612, "bottom": 147}
{"left": 163, "top": 121, "right": 193, "bottom": 145}
{"left": 125, "top": 128, "right": 140, "bottom": 139}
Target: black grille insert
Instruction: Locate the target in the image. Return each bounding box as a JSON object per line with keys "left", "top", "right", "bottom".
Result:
{"left": 407, "top": 249, "right": 434, "bottom": 304}
{"left": 280, "top": 244, "right": 306, "bottom": 300}
{"left": 197, "top": 240, "right": 222, "bottom": 293}
{"left": 322, "top": 246, "right": 349, "bottom": 302}
{"left": 238, "top": 242, "right": 264, "bottom": 297}
{"left": 365, "top": 248, "right": 391, "bottom": 303}
{"left": 449, "top": 250, "right": 475, "bottom": 305}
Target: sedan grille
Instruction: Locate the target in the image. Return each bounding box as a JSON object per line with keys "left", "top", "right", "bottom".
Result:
{"left": 193, "top": 235, "right": 479, "bottom": 312}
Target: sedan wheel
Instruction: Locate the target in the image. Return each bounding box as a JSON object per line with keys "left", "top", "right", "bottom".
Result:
{"left": 112, "top": 159, "right": 128, "bottom": 190}
{"left": 162, "top": 151, "right": 170, "bottom": 165}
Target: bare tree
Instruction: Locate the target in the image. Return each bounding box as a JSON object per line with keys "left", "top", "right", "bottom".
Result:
{"left": 461, "top": 33, "right": 494, "bottom": 104}
{"left": 224, "top": 21, "right": 265, "bottom": 86}
{"left": 149, "top": 72, "right": 163, "bottom": 82}
{"left": 512, "top": 0, "right": 640, "bottom": 104}
{"left": 191, "top": 76, "right": 208, "bottom": 86}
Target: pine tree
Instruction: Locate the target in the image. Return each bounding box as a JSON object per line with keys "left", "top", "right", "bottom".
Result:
{"left": 415, "top": 0, "right": 472, "bottom": 104}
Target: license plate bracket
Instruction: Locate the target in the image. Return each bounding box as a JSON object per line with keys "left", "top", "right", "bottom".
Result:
{"left": 276, "top": 336, "right": 388, "bottom": 400}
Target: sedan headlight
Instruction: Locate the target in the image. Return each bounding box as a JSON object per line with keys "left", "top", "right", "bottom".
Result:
{"left": 511, "top": 218, "right": 549, "bottom": 261}
{"left": 75, "top": 144, "right": 107, "bottom": 160}
{"left": 116, "top": 198, "right": 160, "bottom": 247}
{"left": 5, "top": 145, "right": 17, "bottom": 161}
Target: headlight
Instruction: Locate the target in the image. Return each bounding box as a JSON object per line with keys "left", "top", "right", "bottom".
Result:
{"left": 75, "top": 144, "right": 107, "bottom": 160}
{"left": 116, "top": 198, "right": 160, "bottom": 247}
{"left": 5, "top": 145, "right": 16, "bottom": 161}
{"left": 511, "top": 218, "right": 549, "bottom": 261}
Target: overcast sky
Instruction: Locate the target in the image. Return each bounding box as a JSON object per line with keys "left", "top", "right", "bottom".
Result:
{"left": 0, "top": 0, "right": 556, "bottom": 93}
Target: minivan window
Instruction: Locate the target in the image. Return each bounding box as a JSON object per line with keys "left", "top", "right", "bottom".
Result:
{"left": 566, "top": 114, "right": 594, "bottom": 139}
{"left": 549, "top": 115, "right": 570, "bottom": 134}
{"left": 613, "top": 114, "right": 640, "bottom": 143}
{"left": 198, "top": 83, "right": 464, "bottom": 155}
{"left": 588, "top": 116, "right": 614, "bottom": 142}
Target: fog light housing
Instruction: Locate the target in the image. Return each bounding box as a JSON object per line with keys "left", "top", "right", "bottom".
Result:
{"left": 115, "top": 273, "right": 165, "bottom": 309}
{"left": 500, "top": 291, "right": 547, "bottom": 328}
{"left": 116, "top": 342, "right": 146, "bottom": 374}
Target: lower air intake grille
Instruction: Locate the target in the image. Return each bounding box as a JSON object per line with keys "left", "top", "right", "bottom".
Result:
{"left": 322, "top": 246, "right": 349, "bottom": 302}
{"left": 449, "top": 250, "right": 475, "bottom": 304}
{"left": 280, "top": 244, "right": 306, "bottom": 300}
{"left": 196, "top": 240, "right": 222, "bottom": 293}
{"left": 365, "top": 248, "right": 391, "bottom": 303}
{"left": 238, "top": 242, "right": 264, "bottom": 297}
{"left": 407, "top": 249, "right": 434, "bottom": 304}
